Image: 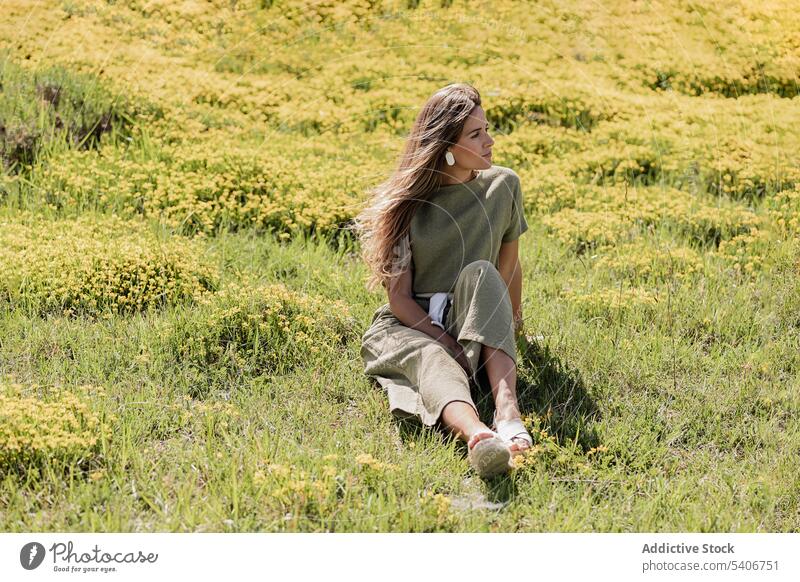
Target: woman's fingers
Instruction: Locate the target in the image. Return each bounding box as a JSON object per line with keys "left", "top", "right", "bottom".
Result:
{"left": 442, "top": 337, "right": 472, "bottom": 377}
{"left": 454, "top": 349, "right": 472, "bottom": 376}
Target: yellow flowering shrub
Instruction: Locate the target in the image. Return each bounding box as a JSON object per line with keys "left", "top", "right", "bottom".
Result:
{"left": 483, "top": 85, "right": 619, "bottom": 133}
{"left": 588, "top": 186, "right": 763, "bottom": 247}
{"left": 542, "top": 209, "right": 633, "bottom": 252}
{"left": 700, "top": 136, "right": 800, "bottom": 201}
{"left": 568, "top": 142, "right": 663, "bottom": 186}
{"left": 141, "top": 395, "right": 242, "bottom": 441}
{"left": 0, "top": 213, "right": 218, "bottom": 318}
{"left": 420, "top": 490, "right": 453, "bottom": 527}
{"left": 595, "top": 244, "right": 703, "bottom": 282}
{"left": 618, "top": 1, "right": 800, "bottom": 100}
{"left": 504, "top": 412, "right": 599, "bottom": 476}
{"left": 252, "top": 458, "right": 348, "bottom": 518}
{"left": 508, "top": 413, "right": 562, "bottom": 470}
{"left": 767, "top": 186, "right": 800, "bottom": 234}
{"left": 715, "top": 227, "right": 773, "bottom": 275}
{"left": 676, "top": 205, "right": 762, "bottom": 247}
{"left": 164, "top": 279, "right": 356, "bottom": 374}
{"left": 0, "top": 380, "right": 113, "bottom": 469}
{"left": 355, "top": 452, "right": 397, "bottom": 472}
{"left": 523, "top": 118, "right": 799, "bottom": 212}
{"left": 4, "top": 0, "right": 799, "bottom": 144}
{"left": 563, "top": 287, "right": 659, "bottom": 320}
{"left": 542, "top": 185, "right": 761, "bottom": 252}
{"left": 642, "top": 64, "right": 799, "bottom": 99}
{"left": 520, "top": 171, "right": 580, "bottom": 214}
{"left": 3, "top": 0, "right": 796, "bottom": 261}
{"left": 33, "top": 136, "right": 368, "bottom": 240}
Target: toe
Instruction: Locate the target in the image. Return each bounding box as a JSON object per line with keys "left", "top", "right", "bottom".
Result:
{"left": 509, "top": 437, "right": 531, "bottom": 454}
{"left": 468, "top": 430, "right": 496, "bottom": 450}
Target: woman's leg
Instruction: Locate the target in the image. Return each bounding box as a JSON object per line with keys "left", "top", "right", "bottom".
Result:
{"left": 447, "top": 259, "right": 530, "bottom": 452}
{"left": 480, "top": 344, "right": 529, "bottom": 453}
{"left": 438, "top": 400, "right": 496, "bottom": 450}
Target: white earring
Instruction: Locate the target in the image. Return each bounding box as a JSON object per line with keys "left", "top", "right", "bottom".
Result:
{"left": 445, "top": 150, "right": 455, "bottom": 166}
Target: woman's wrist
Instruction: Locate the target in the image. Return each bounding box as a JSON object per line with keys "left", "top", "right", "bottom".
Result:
{"left": 438, "top": 333, "right": 459, "bottom": 352}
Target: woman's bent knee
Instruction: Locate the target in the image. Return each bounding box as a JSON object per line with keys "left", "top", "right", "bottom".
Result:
{"left": 462, "top": 259, "right": 496, "bottom": 275}
{"left": 458, "top": 259, "right": 504, "bottom": 286}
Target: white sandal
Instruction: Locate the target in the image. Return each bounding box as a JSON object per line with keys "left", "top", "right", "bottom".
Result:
{"left": 492, "top": 410, "right": 533, "bottom": 451}
{"left": 467, "top": 431, "right": 512, "bottom": 478}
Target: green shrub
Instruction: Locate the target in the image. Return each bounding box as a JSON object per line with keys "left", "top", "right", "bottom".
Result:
{"left": 0, "top": 213, "right": 218, "bottom": 318}
{"left": 163, "top": 279, "right": 357, "bottom": 377}
{"left": 0, "top": 379, "right": 113, "bottom": 471}
{"left": 0, "top": 55, "right": 158, "bottom": 174}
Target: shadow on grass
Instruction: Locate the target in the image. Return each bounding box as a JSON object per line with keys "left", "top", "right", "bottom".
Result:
{"left": 392, "top": 337, "right": 602, "bottom": 495}
{"left": 500, "top": 336, "right": 601, "bottom": 451}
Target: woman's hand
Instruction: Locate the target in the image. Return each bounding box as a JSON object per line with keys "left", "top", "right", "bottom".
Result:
{"left": 514, "top": 315, "right": 525, "bottom": 338}
{"left": 439, "top": 334, "right": 472, "bottom": 377}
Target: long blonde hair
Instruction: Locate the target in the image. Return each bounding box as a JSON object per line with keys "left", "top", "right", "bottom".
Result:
{"left": 351, "top": 82, "right": 482, "bottom": 292}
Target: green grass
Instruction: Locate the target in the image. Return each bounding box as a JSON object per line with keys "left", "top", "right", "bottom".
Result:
{"left": 1, "top": 221, "right": 797, "bottom": 532}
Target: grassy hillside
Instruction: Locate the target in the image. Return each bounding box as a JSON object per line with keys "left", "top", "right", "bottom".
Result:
{"left": 0, "top": 0, "right": 798, "bottom": 531}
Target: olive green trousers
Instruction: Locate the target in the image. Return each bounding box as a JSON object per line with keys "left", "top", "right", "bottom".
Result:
{"left": 360, "top": 260, "right": 517, "bottom": 427}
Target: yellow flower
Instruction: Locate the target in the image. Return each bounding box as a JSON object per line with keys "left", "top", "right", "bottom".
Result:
{"left": 89, "top": 469, "right": 106, "bottom": 482}
{"left": 355, "top": 453, "right": 377, "bottom": 465}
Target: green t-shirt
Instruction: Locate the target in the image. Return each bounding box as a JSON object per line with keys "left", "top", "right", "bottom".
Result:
{"left": 403, "top": 164, "right": 529, "bottom": 295}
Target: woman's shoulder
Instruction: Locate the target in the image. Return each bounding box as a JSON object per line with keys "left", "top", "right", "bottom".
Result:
{"left": 484, "top": 165, "right": 521, "bottom": 193}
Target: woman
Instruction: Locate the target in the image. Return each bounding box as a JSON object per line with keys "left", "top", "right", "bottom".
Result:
{"left": 352, "top": 83, "right": 532, "bottom": 478}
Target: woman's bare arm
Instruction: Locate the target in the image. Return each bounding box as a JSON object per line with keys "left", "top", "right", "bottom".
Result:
{"left": 387, "top": 266, "right": 451, "bottom": 343}
{"left": 498, "top": 239, "right": 524, "bottom": 335}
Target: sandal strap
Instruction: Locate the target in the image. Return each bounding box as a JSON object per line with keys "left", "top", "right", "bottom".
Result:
{"left": 494, "top": 417, "right": 533, "bottom": 446}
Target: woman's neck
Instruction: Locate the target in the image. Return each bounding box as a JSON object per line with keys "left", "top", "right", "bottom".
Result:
{"left": 440, "top": 167, "right": 478, "bottom": 186}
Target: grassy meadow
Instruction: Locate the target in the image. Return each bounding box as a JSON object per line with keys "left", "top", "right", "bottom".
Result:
{"left": 0, "top": 0, "right": 799, "bottom": 531}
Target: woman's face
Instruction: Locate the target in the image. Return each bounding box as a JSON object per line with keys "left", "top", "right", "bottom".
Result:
{"left": 450, "top": 105, "right": 495, "bottom": 170}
